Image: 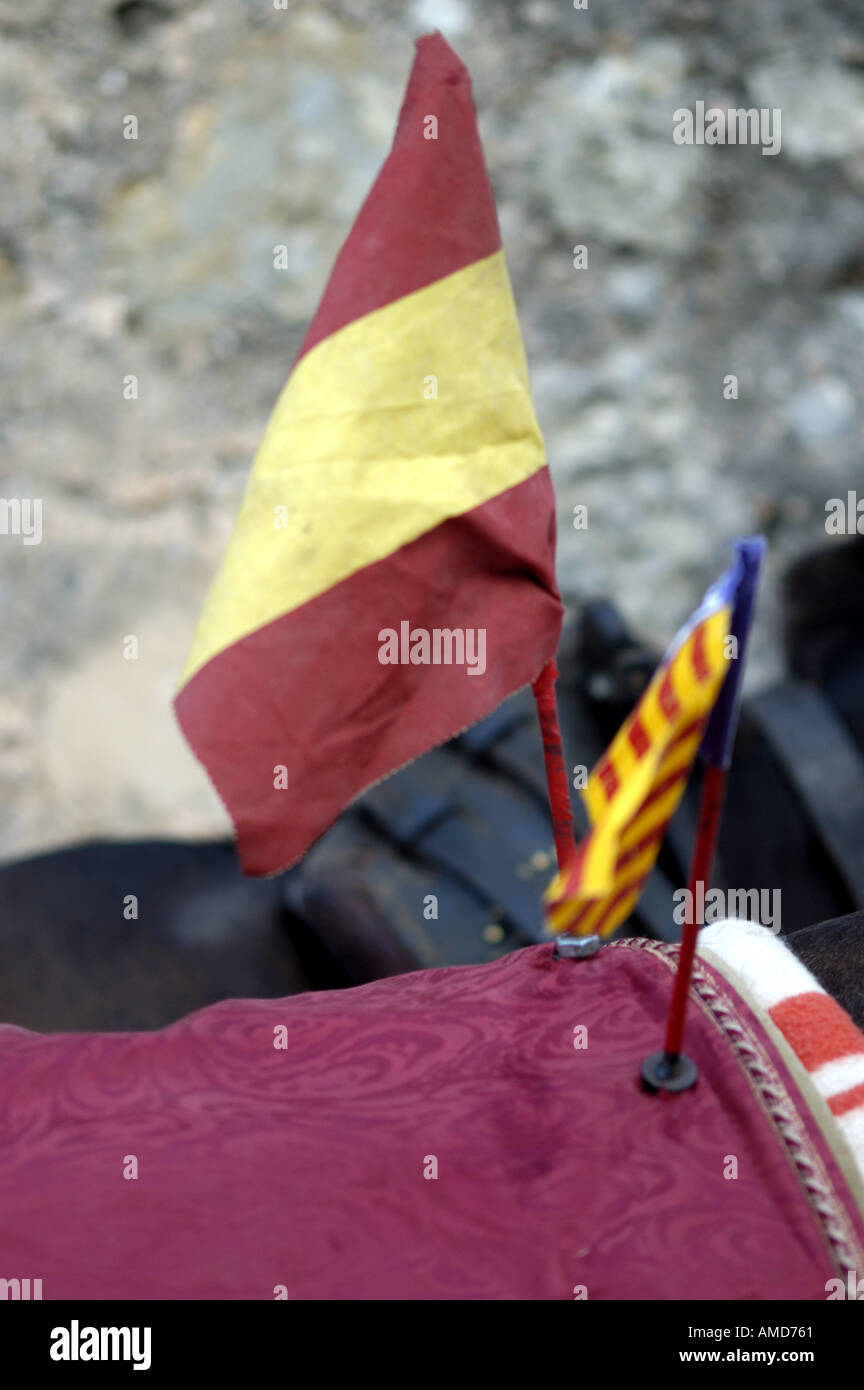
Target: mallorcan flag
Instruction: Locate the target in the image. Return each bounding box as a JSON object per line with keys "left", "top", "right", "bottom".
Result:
{"left": 544, "top": 558, "right": 743, "bottom": 938}
{"left": 174, "top": 32, "right": 564, "bottom": 875}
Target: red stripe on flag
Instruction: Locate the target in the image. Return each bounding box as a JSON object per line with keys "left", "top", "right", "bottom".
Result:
{"left": 666, "top": 716, "right": 706, "bottom": 753}
{"left": 658, "top": 667, "right": 680, "bottom": 721}
{"left": 550, "top": 764, "right": 696, "bottom": 935}
{"left": 556, "top": 900, "right": 594, "bottom": 933}
{"left": 628, "top": 716, "right": 650, "bottom": 759}
{"left": 632, "top": 765, "right": 687, "bottom": 819}
{"left": 175, "top": 472, "right": 562, "bottom": 875}
{"left": 590, "top": 868, "right": 651, "bottom": 937}
{"left": 597, "top": 758, "right": 619, "bottom": 801}
{"left": 294, "top": 35, "right": 501, "bottom": 367}
{"left": 551, "top": 820, "right": 670, "bottom": 932}
{"left": 691, "top": 623, "right": 710, "bottom": 683}
{"left": 615, "top": 823, "right": 667, "bottom": 874}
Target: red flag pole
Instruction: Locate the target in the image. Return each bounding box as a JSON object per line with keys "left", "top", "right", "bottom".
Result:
{"left": 663, "top": 763, "right": 727, "bottom": 1055}
{"left": 641, "top": 761, "right": 728, "bottom": 1091}
{"left": 531, "top": 661, "right": 577, "bottom": 874}
{"left": 643, "top": 535, "right": 765, "bottom": 1092}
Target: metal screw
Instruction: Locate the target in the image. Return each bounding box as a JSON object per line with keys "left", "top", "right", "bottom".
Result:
{"left": 554, "top": 933, "right": 602, "bottom": 959}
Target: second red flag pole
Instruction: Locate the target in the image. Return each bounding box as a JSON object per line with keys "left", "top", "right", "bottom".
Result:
{"left": 531, "top": 661, "right": 577, "bottom": 876}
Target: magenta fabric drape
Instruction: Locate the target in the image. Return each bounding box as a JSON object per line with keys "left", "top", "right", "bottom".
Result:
{"left": 1, "top": 939, "right": 861, "bottom": 1299}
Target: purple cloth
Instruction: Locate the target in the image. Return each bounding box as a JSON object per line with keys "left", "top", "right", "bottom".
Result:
{"left": 1, "top": 940, "right": 861, "bottom": 1299}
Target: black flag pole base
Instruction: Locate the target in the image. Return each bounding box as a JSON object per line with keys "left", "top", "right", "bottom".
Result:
{"left": 641, "top": 1049, "right": 699, "bottom": 1094}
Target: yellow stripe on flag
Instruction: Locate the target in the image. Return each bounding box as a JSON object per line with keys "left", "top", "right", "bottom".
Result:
{"left": 180, "top": 251, "right": 546, "bottom": 686}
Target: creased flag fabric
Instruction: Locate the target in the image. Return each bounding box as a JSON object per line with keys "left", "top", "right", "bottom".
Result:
{"left": 174, "top": 32, "right": 564, "bottom": 876}
{"left": 544, "top": 564, "right": 740, "bottom": 938}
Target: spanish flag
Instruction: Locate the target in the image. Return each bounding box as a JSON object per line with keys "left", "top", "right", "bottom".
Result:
{"left": 544, "top": 564, "right": 740, "bottom": 938}
{"left": 175, "top": 33, "right": 564, "bottom": 875}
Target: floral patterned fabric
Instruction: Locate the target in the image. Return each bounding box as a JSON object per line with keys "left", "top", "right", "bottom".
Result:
{"left": 1, "top": 938, "right": 862, "bottom": 1299}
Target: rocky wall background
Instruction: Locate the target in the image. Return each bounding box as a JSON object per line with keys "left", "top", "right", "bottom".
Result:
{"left": 1, "top": 0, "right": 863, "bottom": 859}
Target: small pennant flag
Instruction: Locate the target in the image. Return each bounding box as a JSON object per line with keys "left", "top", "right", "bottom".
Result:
{"left": 174, "top": 32, "right": 563, "bottom": 875}
{"left": 544, "top": 559, "right": 745, "bottom": 938}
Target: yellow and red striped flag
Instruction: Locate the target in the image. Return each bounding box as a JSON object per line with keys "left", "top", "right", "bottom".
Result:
{"left": 544, "top": 570, "right": 738, "bottom": 938}
{"left": 174, "top": 33, "right": 563, "bottom": 875}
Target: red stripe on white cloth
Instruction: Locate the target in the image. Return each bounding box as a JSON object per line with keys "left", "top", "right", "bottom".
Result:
{"left": 699, "top": 919, "right": 864, "bottom": 1187}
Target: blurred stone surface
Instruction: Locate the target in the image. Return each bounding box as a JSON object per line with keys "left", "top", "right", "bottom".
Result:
{"left": 2, "top": 0, "right": 864, "bottom": 858}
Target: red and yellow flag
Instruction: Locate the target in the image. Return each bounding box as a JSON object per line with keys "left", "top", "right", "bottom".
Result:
{"left": 544, "top": 583, "right": 735, "bottom": 938}
{"left": 175, "top": 33, "right": 563, "bottom": 875}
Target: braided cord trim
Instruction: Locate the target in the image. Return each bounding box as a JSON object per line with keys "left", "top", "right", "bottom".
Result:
{"left": 612, "top": 936, "right": 864, "bottom": 1278}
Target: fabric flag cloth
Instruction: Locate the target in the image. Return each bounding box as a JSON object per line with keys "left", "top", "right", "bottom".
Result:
{"left": 174, "top": 32, "right": 563, "bottom": 875}
{"left": 544, "top": 558, "right": 744, "bottom": 938}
